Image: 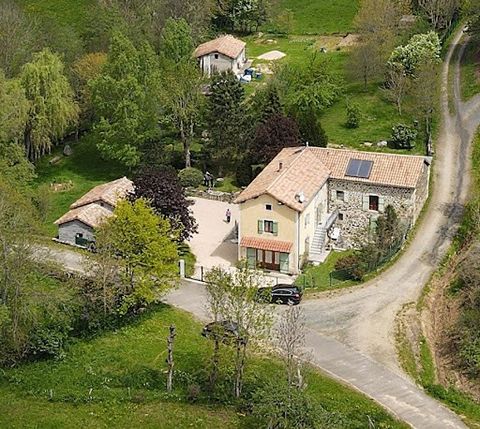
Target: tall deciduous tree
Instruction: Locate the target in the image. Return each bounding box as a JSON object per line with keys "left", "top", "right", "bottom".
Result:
{"left": 204, "top": 263, "right": 273, "bottom": 398}
{"left": 206, "top": 71, "right": 247, "bottom": 174}
{"left": 418, "top": 0, "right": 460, "bottom": 31}
{"left": 159, "top": 19, "right": 203, "bottom": 168}
{"left": 21, "top": 49, "right": 79, "bottom": 161}
{"left": 407, "top": 59, "right": 439, "bottom": 152}
{"left": 0, "top": 0, "right": 37, "bottom": 77}
{"left": 252, "top": 113, "right": 300, "bottom": 164}
{"left": 96, "top": 198, "right": 179, "bottom": 314}
{"left": 0, "top": 71, "right": 29, "bottom": 144}
{"left": 130, "top": 167, "right": 198, "bottom": 242}
{"left": 71, "top": 52, "right": 107, "bottom": 130}
{"left": 349, "top": 0, "right": 401, "bottom": 88}
{"left": 91, "top": 32, "right": 161, "bottom": 167}
{"left": 388, "top": 31, "right": 441, "bottom": 77}
{"left": 160, "top": 18, "right": 194, "bottom": 64}
{"left": 277, "top": 55, "right": 341, "bottom": 117}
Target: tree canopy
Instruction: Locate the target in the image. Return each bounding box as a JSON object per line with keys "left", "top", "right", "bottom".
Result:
{"left": 131, "top": 167, "right": 198, "bottom": 242}
{"left": 21, "top": 49, "right": 79, "bottom": 161}
{"left": 91, "top": 32, "right": 161, "bottom": 167}
{"left": 97, "top": 198, "right": 179, "bottom": 314}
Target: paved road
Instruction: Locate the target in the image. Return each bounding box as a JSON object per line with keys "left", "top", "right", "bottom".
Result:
{"left": 41, "top": 28, "right": 479, "bottom": 429}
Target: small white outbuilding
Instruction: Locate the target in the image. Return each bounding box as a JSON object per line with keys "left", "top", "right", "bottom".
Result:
{"left": 194, "top": 35, "right": 247, "bottom": 77}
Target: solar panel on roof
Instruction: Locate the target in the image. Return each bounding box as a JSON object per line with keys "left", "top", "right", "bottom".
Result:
{"left": 345, "top": 159, "right": 373, "bottom": 179}
{"left": 346, "top": 159, "right": 362, "bottom": 176}
{"left": 358, "top": 160, "right": 373, "bottom": 178}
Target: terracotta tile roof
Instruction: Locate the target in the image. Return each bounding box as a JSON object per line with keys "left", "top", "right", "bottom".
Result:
{"left": 194, "top": 35, "right": 246, "bottom": 59}
{"left": 234, "top": 148, "right": 330, "bottom": 212}
{"left": 308, "top": 147, "right": 429, "bottom": 189}
{"left": 70, "top": 177, "right": 133, "bottom": 210}
{"left": 235, "top": 147, "right": 430, "bottom": 211}
{"left": 240, "top": 236, "right": 293, "bottom": 253}
{"left": 54, "top": 203, "right": 113, "bottom": 228}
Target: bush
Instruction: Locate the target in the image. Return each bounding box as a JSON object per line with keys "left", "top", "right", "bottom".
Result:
{"left": 334, "top": 254, "right": 366, "bottom": 281}
{"left": 345, "top": 101, "right": 360, "bottom": 129}
{"left": 178, "top": 167, "right": 203, "bottom": 188}
{"left": 390, "top": 124, "right": 417, "bottom": 149}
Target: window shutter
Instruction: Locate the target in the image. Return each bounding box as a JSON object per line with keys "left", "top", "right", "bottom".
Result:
{"left": 272, "top": 221, "right": 278, "bottom": 236}
{"left": 362, "top": 195, "right": 369, "bottom": 211}
{"left": 378, "top": 196, "right": 385, "bottom": 213}
{"left": 330, "top": 189, "right": 336, "bottom": 200}
{"left": 258, "top": 220, "right": 264, "bottom": 234}
{"left": 344, "top": 191, "right": 348, "bottom": 203}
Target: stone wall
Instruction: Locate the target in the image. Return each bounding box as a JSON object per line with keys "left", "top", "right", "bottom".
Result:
{"left": 328, "top": 179, "right": 416, "bottom": 248}
{"left": 413, "top": 162, "right": 430, "bottom": 221}
{"left": 58, "top": 220, "right": 94, "bottom": 246}
{"left": 187, "top": 189, "right": 241, "bottom": 204}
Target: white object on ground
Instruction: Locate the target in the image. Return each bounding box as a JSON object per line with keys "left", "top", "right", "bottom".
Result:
{"left": 257, "top": 50, "right": 286, "bottom": 61}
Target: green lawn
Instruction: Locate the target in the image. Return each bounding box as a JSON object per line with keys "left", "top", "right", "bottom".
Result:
{"left": 296, "top": 251, "right": 359, "bottom": 293}
{"left": 461, "top": 40, "right": 480, "bottom": 101}
{"left": 18, "top": 0, "right": 94, "bottom": 33}
{"left": 34, "top": 135, "right": 127, "bottom": 236}
{"left": 0, "top": 305, "right": 407, "bottom": 428}
{"left": 271, "top": 0, "right": 359, "bottom": 35}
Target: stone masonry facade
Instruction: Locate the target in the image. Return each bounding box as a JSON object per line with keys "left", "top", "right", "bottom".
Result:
{"left": 328, "top": 179, "right": 418, "bottom": 248}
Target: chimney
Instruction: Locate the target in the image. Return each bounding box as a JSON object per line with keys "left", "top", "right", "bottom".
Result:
{"left": 278, "top": 162, "right": 283, "bottom": 172}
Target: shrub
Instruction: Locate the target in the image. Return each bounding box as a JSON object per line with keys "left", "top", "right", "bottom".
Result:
{"left": 334, "top": 254, "right": 366, "bottom": 281}
{"left": 345, "top": 101, "right": 360, "bottom": 129}
{"left": 390, "top": 124, "right": 417, "bottom": 149}
{"left": 178, "top": 167, "right": 203, "bottom": 188}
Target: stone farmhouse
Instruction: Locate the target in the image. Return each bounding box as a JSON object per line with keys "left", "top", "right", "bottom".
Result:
{"left": 54, "top": 177, "right": 133, "bottom": 247}
{"left": 234, "top": 147, "right": 431, "bottom": 275}
{"left": 194, "top": 35, "right": 247, "bottom": 76}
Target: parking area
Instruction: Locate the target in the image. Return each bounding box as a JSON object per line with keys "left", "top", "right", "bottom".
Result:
{"left": 188, "top": 197, "right": 239, "bottom": 275}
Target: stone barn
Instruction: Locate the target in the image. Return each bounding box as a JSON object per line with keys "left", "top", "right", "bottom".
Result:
{"left": 55, "top": 177, "right": 133, "bottom": 247}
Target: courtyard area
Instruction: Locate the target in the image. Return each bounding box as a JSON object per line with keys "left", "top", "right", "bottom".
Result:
{"left": 188, "top": 197, "right": 239, "bottom": 276}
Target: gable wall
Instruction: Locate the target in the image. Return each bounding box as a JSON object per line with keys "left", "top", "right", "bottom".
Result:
{"left": 58, "top": 220, "right": 94, "bottom": 246}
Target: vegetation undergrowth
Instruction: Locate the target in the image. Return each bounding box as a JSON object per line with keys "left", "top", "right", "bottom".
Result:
{"left": 0, "top": 305, "right": 408, "bottom": 428}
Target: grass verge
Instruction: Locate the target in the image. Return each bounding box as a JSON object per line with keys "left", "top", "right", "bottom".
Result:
{"left": 1, "top": 305, "right": 407, "bottom": 428}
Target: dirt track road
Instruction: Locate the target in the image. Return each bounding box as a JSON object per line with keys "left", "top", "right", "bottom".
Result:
{"left": 42, "top": 27, "right": 480, "bottom": 429}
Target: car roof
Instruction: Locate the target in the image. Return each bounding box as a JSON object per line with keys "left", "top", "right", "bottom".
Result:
{"left": 272, "top": 284, "right": 299, "bottom": 290}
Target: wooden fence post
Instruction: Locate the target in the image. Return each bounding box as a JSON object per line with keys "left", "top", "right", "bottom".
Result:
{"left": 166, "top": 325, "right": 176, "bottom": 393}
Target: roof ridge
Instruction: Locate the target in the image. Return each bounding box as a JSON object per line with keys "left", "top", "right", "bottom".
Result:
{"left": 312, "top": 146, "right": 427, "bottom": 160}
{"left": 265, "top": 147, "right": 303, "bottom": 194}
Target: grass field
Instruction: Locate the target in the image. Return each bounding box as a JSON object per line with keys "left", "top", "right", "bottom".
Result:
{"left": 17, "top": 0, "right": 95, "bottom": 32}
{"left": 461, "top": 40, "right": 480, "bottom": 100}
{"left": 0, "top": 305, "right": 407, "bottom": 428}
{"left": 34, "top": 135, "right": 127, "bottom": 236}
{"left": 272, "top": 0, "right": 359, "bottom": 34}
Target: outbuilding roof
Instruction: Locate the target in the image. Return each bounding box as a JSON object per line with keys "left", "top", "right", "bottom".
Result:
{"left": 54, "top": 203, "right": 112, "bottom": 228}
{"left": 70, "top": 177, "right": 133, "bottom": 210}
{"left": 194, "top": 35, "right": 246, "bottom": 59}
{"left": 234, "top": 147, "right": 430, "bottom": 212}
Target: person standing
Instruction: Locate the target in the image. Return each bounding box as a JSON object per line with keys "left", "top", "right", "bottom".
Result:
{"left": 225, "top": 208, "right": 231, "bottom": 223}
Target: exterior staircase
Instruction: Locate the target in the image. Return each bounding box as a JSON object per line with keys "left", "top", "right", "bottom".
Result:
{"left": 309, "top": 226, "right": 328, "bottom": 263}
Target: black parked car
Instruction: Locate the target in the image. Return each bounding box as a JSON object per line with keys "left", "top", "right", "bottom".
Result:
{"left": 256, "top": 284, "right": 303, "bottom": 305}
{"left": 202, "top": 320, "right": 246, "bottom": 345}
